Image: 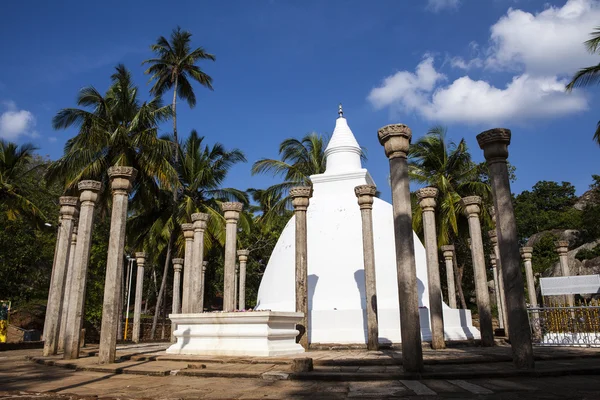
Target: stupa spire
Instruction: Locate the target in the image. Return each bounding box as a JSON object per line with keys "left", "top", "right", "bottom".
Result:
{"left": 324, "top": 104, "right": 362, "bottom": 174}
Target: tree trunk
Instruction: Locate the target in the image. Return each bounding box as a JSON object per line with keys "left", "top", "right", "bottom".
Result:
{"left": 150, "top": 240, "right": 173, "bottom": 339}
{"left": 172, "top": 76, "right": 179, "bottom": 162}
{"left": 454, "top": 251, "right": 468, "bottom": 309}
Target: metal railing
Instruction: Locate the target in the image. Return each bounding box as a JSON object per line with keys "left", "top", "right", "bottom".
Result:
{"left": 527, "top": 306, "right": 600, "bottom": 347}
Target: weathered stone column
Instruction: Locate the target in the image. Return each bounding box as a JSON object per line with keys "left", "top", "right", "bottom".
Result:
{"left": 99, "top": 166, "right": 137, "bottom": 364}
{"left": 461, "top": 196, "right": 494, "bottom": 347}
{"left": 58, "top": 225, "right": 78, "bottom": 352}
{"left": 490, "top": 254, "right": 505, "bottom": 330}
{"left": 520, "top": 247, "right": 538, "bottom": 308}
{"left": 64, "top": 180, "right": 102, "bottom": 360}
{"left": 221, "top": 203, "right": 243, "bottom": 312}
{"left": 202, "top": 261, "right": 208, "bottom": 308}
{"left": 555, "top": 241, "right": 575, "bottom": 307}
{"left": 378, "top": 124, "right": 423, "bottom": 373}
{"left": 441, "top": 245, "right": 457, "bottom": 309}
{"left": 43, "top": 196, "right": 78, "bottom": 356}
{"left": 477, "top": 128, "right": 534, "bottom": 369}
{"left": 416, "top": 187, "right": 445, "bottom": 350}
{"left": 191, "top": 213, "right": 209, "bottom": 313}
{"left": 488, "top": 229, "right": 509, "bottom": 333}
{"left": 354, "top": 184, "right": 380, "bottom": 351}
{"left": 238, "top": 250, "right": 249, "bottom": 310}
{"left": 172, "top": 258, "right": 183, "bottom": 314}
{"left": 234, "top": 264, "right": 239, "bottom": 309}
{"left": 181, "top": 223, "right": 194, "bottom": 313}
{"left": 132, "top": 252, "right": 146, "bottom": 343}
{"left": 290, "top": 186, "right": 312, "bottom": 350}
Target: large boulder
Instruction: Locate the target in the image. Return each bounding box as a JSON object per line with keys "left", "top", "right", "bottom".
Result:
{"left": 574, "top": 189, "right": 599, "bottom": 211}
{"left": 542, "top": 239, "right": 600, "bottom": 278}
{"left": 526, "top": 229, "right": 581, "bottom": 248}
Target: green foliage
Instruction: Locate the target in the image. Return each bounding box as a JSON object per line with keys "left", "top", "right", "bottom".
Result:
{"left": 532, "top": 233, "right": 560, "bottom": 275}
{"left": 575, "top": 244, "right": 600, "bottom": 261}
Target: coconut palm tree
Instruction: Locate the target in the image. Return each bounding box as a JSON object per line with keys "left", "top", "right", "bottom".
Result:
{"left": 566, "top": 26, "right": 600, "bottom": 145}
{"left": 0, "top": 140, "right": 45, "bottom": 222}
{"left": 143, "top": 27, "right": 215, "bottom": 153}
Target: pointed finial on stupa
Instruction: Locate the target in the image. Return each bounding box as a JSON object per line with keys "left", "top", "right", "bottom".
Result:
{"left": 338, "top": 103, "right": 343, "bottom": 118}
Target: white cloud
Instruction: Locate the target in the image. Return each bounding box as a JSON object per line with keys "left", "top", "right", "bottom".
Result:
{"left": 426, "top": 0, "right": 461, "bottom": 12}
{"left": 478, "top": 0, "right": 600, "bottom": 75}
{"left": 48, "top": 136, "right": 57, "bottom": 143}
{"left": 367, "top": 57, "right": 588, "bottom": 125}
{"left": 0, "top": 101, "right": 37, "bottom": 141}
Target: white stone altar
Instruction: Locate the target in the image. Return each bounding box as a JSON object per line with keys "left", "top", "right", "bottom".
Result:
{"left": 167, "top": 311, "right": 305, "bottom": 356}
{"left": 255, "top": 110, "right": 480, "bottom": 344}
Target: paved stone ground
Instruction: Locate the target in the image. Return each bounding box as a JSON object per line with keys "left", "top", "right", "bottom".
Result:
{"left": 2, "top": 346, "right": 600, "bottom": 399}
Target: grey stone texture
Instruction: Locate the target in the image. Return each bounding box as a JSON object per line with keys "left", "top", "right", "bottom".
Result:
{"left": 171, "top": 258, "right": 184, "bottom": 342}
{"left": 221, "top": 203, "right": 243, "bottom": 312}
{"left": 99, "top": 166, "right": 137, "bottom": 364}
{"left": 477, "top": 128, "right": 534, "bottom": 370}
{"left": 290, "top": 186, "right": 312, "bottom": 350}
{"left": 378, "top": 123, "right": 423, "bottom": 373}
{"left": 354, "top": 184, "right": 380, "bottom": 351}
{"left": 132, "top": 252, "right": 146, "bottom": 343}
{"left": 441, "top": 245, "right": 457, "bottom": 309}
{"left": 191, "top": 213, "right": 209, "bottom": 313}
{"left": 489, "top": 229, "right": 509, "bottom": 333}
{"left": 58, "top": 225, "right": 78, "bottom": 352}
{"left": 555, "top": 241, "right": 575, "bottom": 307}
{"left": 181, "top": 223, "right": 194, "bottom": 313}
{"left": 520, "top": 247, "right": 538, "bottom": 307}
{"left": 237, "top": 250, "right": 249, "bottom": 310}
{"left": 490, "top": 254, "right": 505, "bottom": 329}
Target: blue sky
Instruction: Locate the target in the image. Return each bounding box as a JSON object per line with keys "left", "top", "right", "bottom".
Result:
{"left": 1, "top": 0, "right": 598, "bottom": 200}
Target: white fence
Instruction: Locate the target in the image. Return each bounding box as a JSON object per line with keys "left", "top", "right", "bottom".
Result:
{"left": 539, "top": 275, "right": 600, "bottom": 296}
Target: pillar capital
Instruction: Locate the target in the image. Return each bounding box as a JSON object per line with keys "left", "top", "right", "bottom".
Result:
{"left": 489, "top": 206, "right": 496, "bottom": 224}
{"left": 77, "top": 180, "right": 102, "bottom": 205}
{"left": 108, "top": 166, "right": 137, "bottom": 194}
{"left": 490, "top": 254, "right": 497, "bottom": 267}
{"left": 520, "top": 247, "right": 533, "bottom": 261}
{"left": 172, "top": 258, "right": 184, "bottom": 271}
{"left": 354, "top": 184, "right": 377, "bottom": 210}
{"left": 441, "top": 245, "right": 455, "bottom": 260}
{"left": 220, "top": 202, "right": 243, "bottom": 222}
{"left": 416, "top": 187, "right": 438, "bottom": 211}
{"left": 237, "top": 249, "right": 250, "bottom": 262}
{"left": 182, "top": 223, "right": 195, "bottom": 239}
{"left": 71, "top": 226, "right": 78, "bottom": 242}
{"left": 135, "top": 252, "right": 146, "bottom": 267}
{"left": 191, "top": 212, "right": 210, "bottom": 230}
{"left": 377, "top": 124, "right": 412, "bottom": 159}
{"left": 202, "top": 261, "right": 208, "bottom": 272}
{"left": 460, "top": 196, "right": 482, "bottom": 217}
{"left": 555, "top": 241, "right": 569, "bottom": 255}
{"left": 476, "top": 128, "right": 511, "bottom": 165}
{"left": 59, "top": 196, "right": 79, "bottom": 219}
{"left": 488, "top": 230, "right": 498, "bottom": 245}
{"left": 289, "top": 186, "right": 312, "bottom": 211}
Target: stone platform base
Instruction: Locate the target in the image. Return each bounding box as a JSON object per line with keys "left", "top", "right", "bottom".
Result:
{"left": 166, "top": 311, "right": 305, "bottom": 357}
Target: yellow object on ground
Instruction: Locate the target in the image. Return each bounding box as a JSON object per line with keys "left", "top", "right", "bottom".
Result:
{"left": 0, "top": 320, "right": 7, "bottom": 343}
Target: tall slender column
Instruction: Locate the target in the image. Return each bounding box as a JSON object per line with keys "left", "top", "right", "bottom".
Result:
{"left": 44, "top": 215, "right": 63, "bottom": 345}
{"left": 234, "top": 264, "right": 239, "bottom": 309}
{"left": 489, "top": 229, "right": 509, "bottom": 333}
{"left": 132, "top": 252, "right": 146, "bottom": 343}
{"left": 378, "top": 124, "right": 423, "bottom": 373}
{"left": 461, "top": 196, "right": 494, "bottom": 347}
{"left": 191, "top": 213, "right": 209, "bottom": 313}
{"left": 441, "top": 245, "right": 457, "bottom": 309}
{"left": 172, "top": 258, "right": 183, "bottom": 314}
{"left": 202, "top": 261, "right": 208, "bottom": 309}
{"left": 43, "top": 196, "right": 78, "bottom": 356}
{"left": 354, "top": 184, "right": 379, "bottom": 351}
{"left": 477, "top": 128, "right": 534, "bottom": 370}
{"left": 555, "top": 241, "right": 575, "bottom": 307}
{"left": 490, "top": 255, "right": 505, "bottom": 330}
{"left": 99, "top": 166, "right": 137, "bottom": 364}
{"left": 64, "top": 180, "right": 101, "bottom": 360}
{"left": 181, "top": 223, "right": 194, "bottom": 313}
{"left": 520, "top": 247, "right": 538, "bottom": 308}
{"left": 238, "top": 250, "right": 249, "bottom": 310}
{"left": 290, "top": 186, "right": 312, "bottom": 350}
{"left": 221, "top": 203, "right": 243, "bottom": 312}
{"left": 58, "top": 225, "right": 78, "bottom": 352}
{"left": 416, "top": 187, "right": 445, "bottom": 350}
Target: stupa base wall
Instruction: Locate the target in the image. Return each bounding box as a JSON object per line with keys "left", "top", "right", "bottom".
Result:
{"left": 166, "top": 311, "right": 305, "bottom": 356}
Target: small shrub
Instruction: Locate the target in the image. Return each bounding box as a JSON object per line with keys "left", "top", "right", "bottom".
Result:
{"left": 575, "top": 244, "right": 600, "bottom": 261}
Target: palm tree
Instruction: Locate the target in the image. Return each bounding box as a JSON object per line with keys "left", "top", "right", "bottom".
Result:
{"left": 47, "top": 64, "right": 176, "bottom": 208}
{"left": 143, "top": 27, "right": 215, "bottom": 154}
{"left": 128, "top": 130, "right": 247, "bottom": 336}
{"left": 566, "top": 26, "right": 600, "bottom": 145}
{"left": 0, "top": 140, "right": 45, "bottom": 222}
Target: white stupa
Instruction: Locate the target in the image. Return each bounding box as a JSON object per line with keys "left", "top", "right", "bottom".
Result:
{"left": 255, "top": 107, "right": 480, "bottom": 344}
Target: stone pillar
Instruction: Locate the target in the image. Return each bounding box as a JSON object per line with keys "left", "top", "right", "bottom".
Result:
{"left": 171, "top": 258, "right": 183, "bottom": 341}
{"left": 477, "top": 128, "right": 534, "bottom": 369}
{"left": 441, "top": 245, "right": 457, "bottom": 309}
{"left": 64, "top": 180, "right": 102, "bottom": 360}
{"left": 490, "top": 254, "right": 505, "bottom": 330}
{"left": 416, "top": 187, "right": 445, "bottom": 350}
{"left": 191, "top": 213, "right": 209, "bottom": 313}
{"left": 99, "top": 166, "right": 137, "bottom": 364}
{"left": 58, "top": 225, "right": 78, "bottom": 352}
{"left": 202, "top": 261, "right": 208, "bottom": 309}
{"left": 234, "top": 264, "right": 239, "bottom": 309}
{"left": 488, "top": 229, "right": 509, "bottom": 333}
{"left": 378, "top": 124, "right": 423, "bottom": 373}
{"left": 520, "top": 247, "right": 538, "bottom": 308}
{"left": 132, "top": 252, "right": 146, "bottom": 343}
{"left": 290, "top": 186, "right": 312, "bottom": 350}
{"left": 238, "top": 250, "right": 249, "bottom": 310}
{"left": 354, "top": 184, "right": 380, "bottom": 351}
{"left": 221, "top": 203, "right": 243, "bottom": 312}
{"left": 43, "top": 196, "right": 78, "bottom": 356}
{"left": 181, "top": 223, "right": 194, "bottom": 313}
{"left": 555, "top": 241, "right": 575, "bottom": 307}
{"left": 461, "top": 196, "right": 494, "bottom": 347}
